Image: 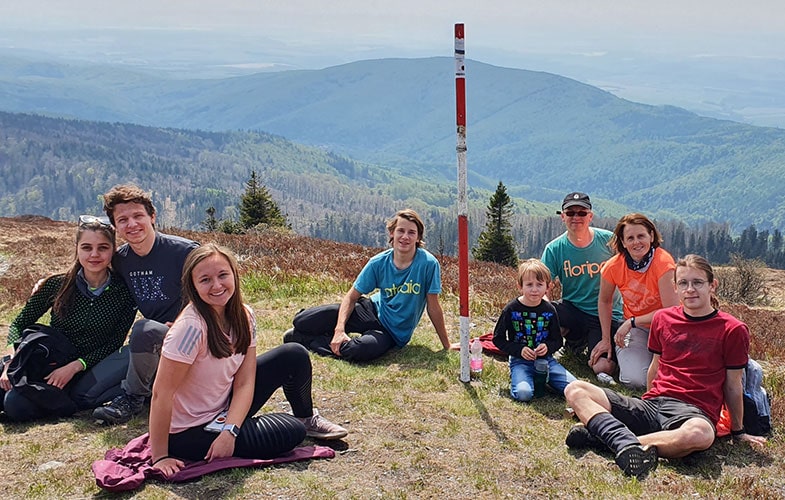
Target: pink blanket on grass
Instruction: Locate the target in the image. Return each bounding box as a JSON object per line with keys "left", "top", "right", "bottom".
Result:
{"left": 92, "top": 433, "right": 336, "bottom": 492}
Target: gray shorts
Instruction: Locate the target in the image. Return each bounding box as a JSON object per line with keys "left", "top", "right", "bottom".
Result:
{"left": 603, "top": 389, "right": 715, "bottom": 436}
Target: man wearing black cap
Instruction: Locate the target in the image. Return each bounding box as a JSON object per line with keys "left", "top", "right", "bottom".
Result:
{"left": 541, "top": 192, "right": 623, "bottom": 380}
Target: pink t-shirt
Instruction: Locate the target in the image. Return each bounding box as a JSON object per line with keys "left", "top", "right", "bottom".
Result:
{"left": 162, "top": 303, "right": 257, "bottom": 433}
{"left": 600, "top": 247, "right": 675, "bottom": 319}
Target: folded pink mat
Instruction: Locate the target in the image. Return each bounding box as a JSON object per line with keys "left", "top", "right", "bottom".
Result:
{"left": 93, "top": 433, "right": 336, "bottom": 492}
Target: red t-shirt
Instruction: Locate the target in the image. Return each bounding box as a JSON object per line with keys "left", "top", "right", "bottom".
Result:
{"left": 644, "top": 306, "right": 749, "bottom": 424}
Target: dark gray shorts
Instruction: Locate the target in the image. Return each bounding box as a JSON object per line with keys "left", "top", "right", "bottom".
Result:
{"left": 603, "top": 389, "right": 715, "bottom": 436}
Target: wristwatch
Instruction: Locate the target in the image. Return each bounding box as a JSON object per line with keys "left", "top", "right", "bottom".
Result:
{"left": 630, "top": 317, "right": 636, "bottom": 329}
{"left": 222, "top": 424, "right": 241, "bottom": 438}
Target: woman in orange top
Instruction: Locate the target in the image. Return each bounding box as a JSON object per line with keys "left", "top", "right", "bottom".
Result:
{"left": 594, "top": 214, "right": 679, "bottom": 388}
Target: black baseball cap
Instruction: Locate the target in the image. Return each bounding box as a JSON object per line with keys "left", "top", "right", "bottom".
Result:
{"left": 556, "top": 192, "right": 592, "bottom": 214}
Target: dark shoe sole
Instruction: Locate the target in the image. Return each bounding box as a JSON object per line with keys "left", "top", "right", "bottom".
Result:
{"left": 615, "top": 444, "right": 658, "bottom": 479}
{"left": 565, "top": 424, "right": 604, "bottom": 450}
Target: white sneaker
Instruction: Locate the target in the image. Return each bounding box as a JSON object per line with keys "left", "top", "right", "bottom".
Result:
{"left": 297, "top": 409, "right": 348, "bottom": 440}
{"left": 597, "top": 372, "right": 617, "bottom": 385}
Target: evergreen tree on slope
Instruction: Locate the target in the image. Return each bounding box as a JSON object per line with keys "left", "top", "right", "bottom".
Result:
{"left": 239, "top": 170, "right": 288, "bottom": 229}
{"left": 473, "top": 181, "right": 518, "bottom": 267}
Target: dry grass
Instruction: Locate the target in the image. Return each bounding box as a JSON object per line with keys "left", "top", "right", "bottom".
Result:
{"left": 1, "top": 217, "right": 784, "bottom": 499}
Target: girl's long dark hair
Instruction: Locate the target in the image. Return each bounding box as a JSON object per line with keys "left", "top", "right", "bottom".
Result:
{"left": 52, "top": 221, "right": 116, "bottom": 317}
{"left": 181, "top": 243, "right": 251, "bottom": 358}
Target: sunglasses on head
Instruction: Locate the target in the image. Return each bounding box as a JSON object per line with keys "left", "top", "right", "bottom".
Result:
{"left": 79, "top": 214, "right": 112, "bottom": 227}
{"left": 563, "top": 210, "right": 589, "bottom": 217}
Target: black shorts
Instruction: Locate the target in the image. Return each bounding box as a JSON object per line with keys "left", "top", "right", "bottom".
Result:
{"left": 554, "top": 300, "right": 620, "bottom": 360}
{"left": 603, "top": 389, "right": 715, "bottom": 436}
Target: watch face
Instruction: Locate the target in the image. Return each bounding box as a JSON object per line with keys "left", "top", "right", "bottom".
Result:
{"left": 227, "top": 424, "right": 240, "bottom": 437}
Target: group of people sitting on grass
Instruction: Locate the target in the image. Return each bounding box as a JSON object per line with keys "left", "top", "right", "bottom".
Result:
{"left": 0, "top": 186, "right": 767, "bottom": 481}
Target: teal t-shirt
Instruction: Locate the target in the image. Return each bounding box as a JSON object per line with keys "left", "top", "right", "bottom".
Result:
{"left": 541, "top": 228, "right": 623, "bottom": 320}
{"left": 353, "top": 248, "right": 441, "bottom": 347}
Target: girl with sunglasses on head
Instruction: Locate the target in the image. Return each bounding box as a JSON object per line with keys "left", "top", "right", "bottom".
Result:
{"left": 149, "top": 244, "right": 346, "bottom": 477}
{"left": 0, "top": 216, "right": 137, "bottom": 421}
{"left": 595, "top": 213, "right": 679, "bottom": 388}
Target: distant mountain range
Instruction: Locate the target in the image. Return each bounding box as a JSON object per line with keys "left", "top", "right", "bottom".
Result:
{"left": 1, "top": 55, "right": 785, "bottom": 232}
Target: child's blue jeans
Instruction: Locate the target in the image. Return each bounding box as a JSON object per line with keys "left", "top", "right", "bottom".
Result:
{"left": 509, "top": 355, "right": 577, "bottom": 402}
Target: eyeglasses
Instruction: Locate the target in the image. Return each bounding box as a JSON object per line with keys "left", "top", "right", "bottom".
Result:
{"left": 79, "top": 215, "right": 112, "bottom": 227}
{"left": 563, "top": 210, "right": 589, "bottom": 217}
{"left": 676, "top": 279, "right": 707, "bottom": 290}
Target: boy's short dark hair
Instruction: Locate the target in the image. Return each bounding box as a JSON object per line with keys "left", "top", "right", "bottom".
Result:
{"left": 103, "top": 184, "right": 156, "bottom": 225}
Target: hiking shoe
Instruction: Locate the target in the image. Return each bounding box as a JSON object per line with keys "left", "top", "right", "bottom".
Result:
{"left": 298, "top": 409, "right": 348, "bottom": 440}
{"left": 92, "top": 393, "right": 145, "bottom": 425}
{"left": 565, "top": 424, "right": 605, "bottom": 450}
{"left": 283, "top": 328, "right": 309, "bottom": 346}
{"left": 615, "top": 444, "right": 658, "bottom": 479}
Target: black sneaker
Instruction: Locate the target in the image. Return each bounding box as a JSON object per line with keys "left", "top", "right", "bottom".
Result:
{"left": 565, "top": 424, "right": 605, "bottom": 450}
{"left": 283, "top": 328, "right": 308, "bottom": 345}
{"left": 615, "top": 444, "right": 658, "bottom": 479}
{"left": 92, "top": 393, "right": 145, "bottom": 425}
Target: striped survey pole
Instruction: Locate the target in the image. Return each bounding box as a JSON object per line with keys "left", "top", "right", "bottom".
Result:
{"left": 455, "top": 23, "right": 471, "bottom": 383}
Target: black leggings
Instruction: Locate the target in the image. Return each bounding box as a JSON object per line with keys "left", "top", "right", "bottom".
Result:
{"left": 168, "top": 343, "right": 313, "bottom": 461}
{"left": 293, "top": 296, "right": 396, "bottom": 361}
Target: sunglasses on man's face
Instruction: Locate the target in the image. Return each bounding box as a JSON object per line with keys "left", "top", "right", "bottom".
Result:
{"left": 563, "top": 210, "right": 589, "bottom": 217}
{"left": 79, "top": 214, "right": 112, "bottom": 227}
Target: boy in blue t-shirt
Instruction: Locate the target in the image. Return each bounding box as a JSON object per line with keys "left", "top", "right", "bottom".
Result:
{"left": 285, "top": 209, "right": 455, "bottom": 362}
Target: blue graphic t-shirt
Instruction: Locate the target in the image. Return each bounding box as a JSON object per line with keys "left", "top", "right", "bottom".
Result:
{"left": 492, "top": 298, "right": 564, "bottom": 359}
{"left": 353, "top": 247, "right": 442, "bottom": 347}
{"left": 113, "top": 232, "right": 199, "bottom": 323}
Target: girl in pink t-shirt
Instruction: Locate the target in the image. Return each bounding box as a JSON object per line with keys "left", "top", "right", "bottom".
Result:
{"left": 149, "top": 244, "right": 346, "bottom": 478}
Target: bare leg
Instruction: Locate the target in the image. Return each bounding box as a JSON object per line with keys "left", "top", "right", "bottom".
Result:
{"left": 565, "top": 380, "right": 612, "bottom": 423}
{"left": 637, "top": 418, "right": 715, "bottom": 458}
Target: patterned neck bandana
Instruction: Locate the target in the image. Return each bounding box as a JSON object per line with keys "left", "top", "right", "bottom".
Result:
{"left": 624, "top": 247, "right": 654, "bottom": 272}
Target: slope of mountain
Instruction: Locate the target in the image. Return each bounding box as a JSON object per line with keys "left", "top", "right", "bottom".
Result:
{"left": 2, "top": 55, "right": 785, "bottom": 231}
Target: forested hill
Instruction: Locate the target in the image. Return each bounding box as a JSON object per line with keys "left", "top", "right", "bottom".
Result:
{"left": 0, "top": 110, "right": 510, "bottom": 249}
{"left": 3, "top": 56, "right": 785, "bottom": 232}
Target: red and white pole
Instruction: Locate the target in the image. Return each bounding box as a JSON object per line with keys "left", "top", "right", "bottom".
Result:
{"left": 455, "top": 23, "right": 471, "bottom": 383}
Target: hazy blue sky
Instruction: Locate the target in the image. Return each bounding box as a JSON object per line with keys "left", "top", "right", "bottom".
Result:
{"left": 2, "top": 0, "right": 782, "bottom": 59}
{"left": 2, "top": 1, "right": 783, "bottom": 126}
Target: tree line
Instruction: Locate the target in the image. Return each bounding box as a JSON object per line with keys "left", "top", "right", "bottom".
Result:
{"left": 470, "top": 182, "right": 785, "bottom": 269}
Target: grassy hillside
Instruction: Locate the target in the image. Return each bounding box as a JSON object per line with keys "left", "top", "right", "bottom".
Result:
{"left": 0, "top": 217, "right": 783, "bottom": 498}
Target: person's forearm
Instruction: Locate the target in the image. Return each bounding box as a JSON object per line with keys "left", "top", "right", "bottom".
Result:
{"left": 149, "top": 396, "right": 174, "bottom": 461}
{"left": 334, "top": 293, "right": 356, "bottom": 334}
{"left": 725, "top": 384, "right": 745, "bottom": 432}
{"left": 427, "top": 301, "right": 450, "bottom": 349}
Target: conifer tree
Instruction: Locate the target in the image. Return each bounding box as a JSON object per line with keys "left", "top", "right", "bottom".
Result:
{"left": 202, "top": 206, "right": 218, "bottom": 232}
{"left": 473, "top": 181, "right": 518, "bottom": 267}
{"left": 239, "top": 170, "right": 288, "bottom": 229}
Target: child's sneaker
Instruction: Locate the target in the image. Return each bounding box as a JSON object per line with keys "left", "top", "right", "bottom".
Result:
{"left": 297, "top": 409, "right": 348, "bottom": 440}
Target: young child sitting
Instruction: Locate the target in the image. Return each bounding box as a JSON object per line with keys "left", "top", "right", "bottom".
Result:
{"left": 493, "top": 259, "right": 576, "bottom": 402}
